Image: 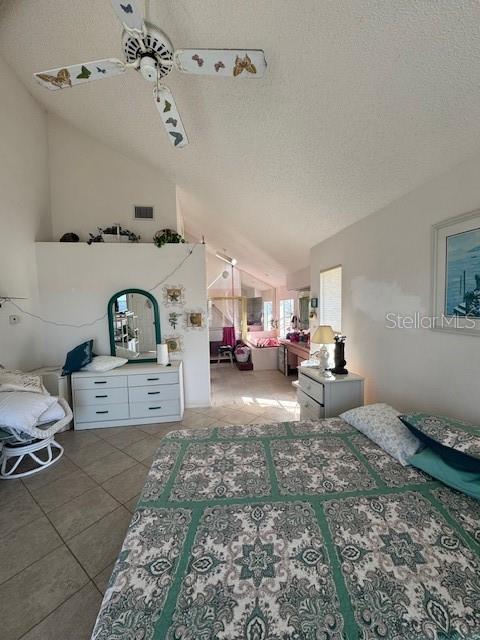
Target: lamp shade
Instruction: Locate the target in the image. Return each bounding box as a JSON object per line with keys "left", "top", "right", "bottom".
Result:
{"left": 311, "top": 325, "right": 335, "bottom": 344}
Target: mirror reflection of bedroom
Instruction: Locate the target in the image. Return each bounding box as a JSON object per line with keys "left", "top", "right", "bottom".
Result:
{"left": 112, "top": 292, "right": 157, "bottom": 359}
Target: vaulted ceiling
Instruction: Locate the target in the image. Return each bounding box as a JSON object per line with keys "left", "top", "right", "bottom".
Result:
{"left": 2, "top": 1, "right": 480, "bottom": 286}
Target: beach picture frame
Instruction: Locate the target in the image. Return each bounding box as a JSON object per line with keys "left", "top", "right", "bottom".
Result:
{"left": 162, "top": 285, "right": 185, "bottom": 307}
{"left": 164, "top": 335, "right": 184, "bottom": 354}
{"left": 184, "top": 310, "right": 205, "bottom": 330}
{"left": 432, "top": 209, "right": 480, "bottom": 335}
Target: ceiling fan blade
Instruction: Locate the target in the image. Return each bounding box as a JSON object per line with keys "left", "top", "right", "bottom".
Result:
{"left": 153, "top": 86, "right": 188, "bottom": 149}
{"left": 110, "top": 0, "right": 144, "bottom": 33}
{"left": 174, "top": 49, "right": 267, "bottom": 78}
{"left": 34, "top": 58, "right": 125, "bottom": 91}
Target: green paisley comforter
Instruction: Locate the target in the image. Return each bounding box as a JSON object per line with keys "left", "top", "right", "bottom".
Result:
{"left": 91, "top": 418, "right": 480, "bottom": 640}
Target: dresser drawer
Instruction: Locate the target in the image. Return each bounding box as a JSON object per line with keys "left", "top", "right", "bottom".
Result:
{"left": 130, "top": 399, "right": 180, "bottom": 419}
{"left": 74, "top": 388, "right": 127, "bottom": 406}
{"left": 75, "top": 403, "right": 130, "bottom": 423}
{"left": 298, "top": 372, "right": 324, "bottom": 404}
{"left": 128, "top": 372, "right": 178, "bottom": 387}
{"left": 128, "top": 385, "right": 180, "bottom": 403}
{"left": 72, "top": 375, "right": 127, "bottom": 391}
{"left": 297, "top": 389, "right": 325, "bottom": 420}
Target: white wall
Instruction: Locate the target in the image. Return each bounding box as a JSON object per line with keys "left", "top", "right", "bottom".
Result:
{"left": 310, "top": 152, "right": 480, "bottom": 423}
{"left": 48, "top": 114, "right": 177, "bottom": 242}
{"left": 35, "top": 243, "right": 210, "bottom": 407}
{"left": 0, "top": 55, "right": 50, "bottom": 370}
{"left": 287, "top": 266, "right": 310, "bottom": 292}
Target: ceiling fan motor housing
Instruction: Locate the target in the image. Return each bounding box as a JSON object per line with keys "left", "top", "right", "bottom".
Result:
{"left": 122, "top": 23, "right": 173, "bottom": 81}
{"left": 139, "top": 55, "right": 158, "bottom": 81}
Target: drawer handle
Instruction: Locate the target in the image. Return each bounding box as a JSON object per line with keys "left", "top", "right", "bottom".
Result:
{"left": 149, "top": 406, "right": 162, "bottom": 410}
{"left": 95, "top": 395, "right": 108, "bottom": 398}
{"left": 147, "top": 391, "right": 160, "bottom": 395}
{"left": 147, "top": 377, "right": 159, "bottom": 381}
{"left": 96, "top": 410, "right": 109, "bottom": 414}
{"left": 94, "top": 381, "right": 107, "bottom": 385}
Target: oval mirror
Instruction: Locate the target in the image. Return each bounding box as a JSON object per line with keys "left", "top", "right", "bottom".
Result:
{"left": 108, "top": 289, "right": 161, "bottom": 362}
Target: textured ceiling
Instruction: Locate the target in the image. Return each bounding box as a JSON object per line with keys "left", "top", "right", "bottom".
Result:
{"left": 2, "top": 1, "right": 480, "bottom": 286}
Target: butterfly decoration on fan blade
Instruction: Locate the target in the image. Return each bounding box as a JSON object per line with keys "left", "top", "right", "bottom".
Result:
{"left": 233, "top": 54, "right": 257, "bottom": 77}
{"left": 36, "top": 68, "right": 72, "bottom": 89}
{"left": 214, "top": 61, "right": 225, "bottom": 73}
{"left": 163, "top": 100, "right": 172, "bottom": 113}
{"left": 120, "top": 3, "right": 133, "bottom": 13}
{"left": 97, "top": 67, "right": 106, "bottom": 74}
{"left": 76, "top": 65, "right": 91, "bottom": 80}
{"left": 169, "top": 131, "right": 184, "bottom": 147}
{"left": 192, "top": 54, "right": 204, "bottom": 67}
{"left": 166, "top": 117, "right": 178, "bottom": 127}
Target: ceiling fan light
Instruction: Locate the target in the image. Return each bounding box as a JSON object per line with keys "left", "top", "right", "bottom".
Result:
{"left": 139, "top": 55, "right": 157, "bottom": 81}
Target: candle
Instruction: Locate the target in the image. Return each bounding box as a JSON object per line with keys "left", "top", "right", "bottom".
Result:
{"left": 156, "top": 343, "right": 169, "bottom": 366}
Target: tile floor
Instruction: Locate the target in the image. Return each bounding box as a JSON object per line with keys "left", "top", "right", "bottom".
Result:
{"left": 0, "top": 367, "right": 298, "bottom": 639}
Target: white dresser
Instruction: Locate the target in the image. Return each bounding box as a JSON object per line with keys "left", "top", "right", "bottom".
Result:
{"left": 296, "top": 369, "right": 364, "bottom": 420}
{"left": 72, "top": 362, "right": 184, "bottom": 430}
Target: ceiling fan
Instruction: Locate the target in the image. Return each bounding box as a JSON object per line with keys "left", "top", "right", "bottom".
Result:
{"left": 33, "top": 0, "right": 267, "bottom": 149}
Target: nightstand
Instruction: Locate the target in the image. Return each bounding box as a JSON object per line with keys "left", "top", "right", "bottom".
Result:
{"left": 296, "top": 369, "right": 364, "bottom": 420}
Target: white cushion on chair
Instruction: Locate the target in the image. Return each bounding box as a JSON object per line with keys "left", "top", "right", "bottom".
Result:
{"left": 0, "top": 391, "right": 57, "bottom": 431}
{"left": 0, "top": 369, "right": 45, "bottom": 393}
{"left": 37, "top": 401, "right": 66, "bottom": 425}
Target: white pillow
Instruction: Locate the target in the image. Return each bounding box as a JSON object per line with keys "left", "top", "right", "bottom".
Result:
{"left": 37, "top": 401, "right": 66, "bottom": 425}
{"left": 82, "top": 356, "right": 128, "bottom": 372}
{"left": 0, "top": 369, "right": 44, "bottom": 394}
{"left": 0, "top": 391, "right": 57, "bottom": 431}
{"left": 340, "top": 403, "right": 422, "bottom": 466}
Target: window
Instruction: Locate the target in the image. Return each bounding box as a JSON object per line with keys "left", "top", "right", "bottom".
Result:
{"left": 319, "top": 266, "right": 342, "bottom": 332}
{"left": 279, "top": 298, "right": 294, "bottom": 337}
{"left": 116, "top": 294, "right": 128, "bottom": 313}
{"left": 263, "top": 301, "right": 273, "bottom": 331}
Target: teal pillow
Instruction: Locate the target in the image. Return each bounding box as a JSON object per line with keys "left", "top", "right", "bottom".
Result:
{"left": 62, "top": 340, "right": 93, "bottom": 376}
{"left": 409, "top": 447, "right": 480, "bottom": 500}
{"left": 399, "top": 413, "right": 480, "bottom": 464}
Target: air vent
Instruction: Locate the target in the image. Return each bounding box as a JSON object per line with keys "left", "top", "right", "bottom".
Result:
{"left": 134, "top": 206, "right": 154, "bottom": 220}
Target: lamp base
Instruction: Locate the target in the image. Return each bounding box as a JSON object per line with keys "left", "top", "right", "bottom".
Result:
{"left": 331, "top": 341, "right": 348, "bottom": 375}
{"left": 318, "top": 345, "right": 331, "bottom": 376}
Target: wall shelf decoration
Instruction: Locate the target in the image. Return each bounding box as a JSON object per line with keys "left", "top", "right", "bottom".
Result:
{"left": 162, "top": 285, "right": 185, "bottom": 307}
{"left": 184, "top": 309, "right": 205, "bottom": 330}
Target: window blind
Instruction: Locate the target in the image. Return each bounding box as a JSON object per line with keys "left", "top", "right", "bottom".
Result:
{"left": 319, "top": 266, "right": 342, "bottom": 332}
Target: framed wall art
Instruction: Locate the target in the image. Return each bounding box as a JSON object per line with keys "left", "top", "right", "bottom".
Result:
{"left": 162, "top": 285, "right": 185, "bottom": 307}
{"left": 164, "top": 335, "right": 184, "bottom": 354}
{"left": 184, "top": 310, "right": 205, "bottom": 330}
{"left": 432, "top": 209, "right": 480, "bottom": 335}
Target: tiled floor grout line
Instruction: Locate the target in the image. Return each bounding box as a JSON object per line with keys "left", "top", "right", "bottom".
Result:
{"left": 17, "top": 449, "right": 134, "bottom": 590}
{"left": 0, "top": 520, "right": 64, "bottom": 589}
{"left": 17, "top": 579, "right": 103, "bottom": 640}
{"left": 19, "top": 473, "right": 120, "bottom": 587}
{"left": 62, "top": 504, "right": 130, "bottom": 579}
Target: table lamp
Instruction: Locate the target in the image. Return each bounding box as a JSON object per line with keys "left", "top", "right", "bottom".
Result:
{"left": 310, "top": 325, "right": 336, "bottom": 375}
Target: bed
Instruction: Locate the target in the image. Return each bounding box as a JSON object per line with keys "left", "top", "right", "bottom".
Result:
{"left": 92, "top": 418, "right": 480, "bottom": 639}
